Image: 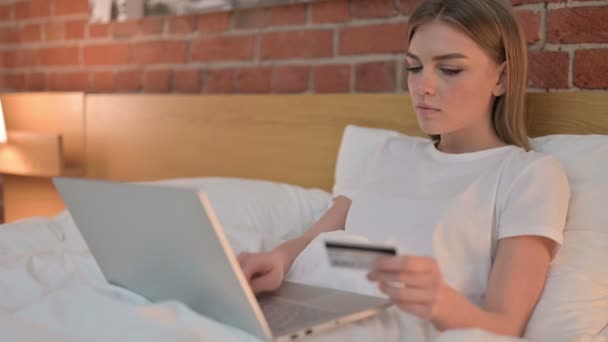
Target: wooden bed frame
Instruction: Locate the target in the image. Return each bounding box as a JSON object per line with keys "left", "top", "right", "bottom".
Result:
{"left": 1, "top": 92, "right": 607, "bottom": 223}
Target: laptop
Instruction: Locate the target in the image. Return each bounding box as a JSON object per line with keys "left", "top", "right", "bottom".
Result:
{"left": 53, "top": 177, "right": 391, "bottom": 341}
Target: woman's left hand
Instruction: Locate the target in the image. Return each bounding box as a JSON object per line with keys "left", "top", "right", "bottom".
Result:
{"left": 367, "top": 255, "right": 448, "bottom": 320}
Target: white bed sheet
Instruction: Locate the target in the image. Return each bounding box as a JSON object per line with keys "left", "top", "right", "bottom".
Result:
{"left": 0, "top": 214, "right": 580, "bottom": 342}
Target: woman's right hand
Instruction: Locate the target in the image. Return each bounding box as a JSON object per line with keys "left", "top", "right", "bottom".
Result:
{"left": 237, "top": 249, "right": 287, "bottom": 294}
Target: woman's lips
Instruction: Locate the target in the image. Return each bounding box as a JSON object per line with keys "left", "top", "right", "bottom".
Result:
{"left": 416, "top": 105, "right": 441, "bottom": 118}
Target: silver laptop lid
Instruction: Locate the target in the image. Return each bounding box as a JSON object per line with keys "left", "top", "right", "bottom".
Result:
{"left": 53, "top": 177, "right": 273, "bottom": 341}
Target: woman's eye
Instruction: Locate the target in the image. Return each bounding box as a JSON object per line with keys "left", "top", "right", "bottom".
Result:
{"left": 440, "top": 68, "right": 462, "bottom": 76}
{"left": 406, "top": 66, "right": 422, "bottom": 73}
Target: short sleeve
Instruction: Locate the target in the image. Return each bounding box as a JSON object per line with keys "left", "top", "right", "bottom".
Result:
{"left": 498, "top": 156, "right": 571, "bottom": 251}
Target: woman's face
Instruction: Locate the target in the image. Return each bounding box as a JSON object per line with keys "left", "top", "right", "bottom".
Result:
{"left": 406, "top": 20, "right": 505, "bottom": 136}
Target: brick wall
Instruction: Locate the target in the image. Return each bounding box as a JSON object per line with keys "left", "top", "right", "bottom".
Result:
{"left": 0, "top": 0, "right": 606, "bottom": 93}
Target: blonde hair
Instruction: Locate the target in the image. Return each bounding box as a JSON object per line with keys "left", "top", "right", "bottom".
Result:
{"left": 408, "top": 0, "right": 530, "bottom": 150}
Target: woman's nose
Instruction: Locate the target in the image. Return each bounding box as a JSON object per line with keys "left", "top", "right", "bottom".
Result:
{"left": 410, "top": 69, "right": 436, "bottom": 96}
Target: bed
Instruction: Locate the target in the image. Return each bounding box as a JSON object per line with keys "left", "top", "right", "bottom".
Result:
{"left": 0, "top": 92, "right": 606, "bottom": 342}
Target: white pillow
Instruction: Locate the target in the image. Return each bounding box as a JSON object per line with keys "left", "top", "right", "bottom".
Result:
{"left": 148, "top": 177, "right": 331, "bottom": 252}
{"left": 333, "top": 125, "right": 404, "bottom": 195}
{"left": 525, "top": 135, "right": 608, "bottom": 341}
{"left": 334, "top": 125, "right": 608, "bottom": 341}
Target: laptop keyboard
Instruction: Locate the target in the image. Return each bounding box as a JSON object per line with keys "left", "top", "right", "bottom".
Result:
{"left": 258, "top": 297, "right": 337, "bottom": 336}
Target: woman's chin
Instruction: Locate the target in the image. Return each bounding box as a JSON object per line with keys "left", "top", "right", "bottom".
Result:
{"left": 417, "top": 123, "right": 444, "bottom": 135}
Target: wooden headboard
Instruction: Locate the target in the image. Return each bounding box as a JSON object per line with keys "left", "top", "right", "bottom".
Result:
{"left": 2, "top": 92, "right": 607, "bottom": 222}
{"left": 84, "top": 94, "right": 421, "bottom": 190}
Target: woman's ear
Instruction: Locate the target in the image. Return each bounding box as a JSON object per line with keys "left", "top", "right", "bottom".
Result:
{"left": 492, "top": 62, "right": 507, "bottom": 97}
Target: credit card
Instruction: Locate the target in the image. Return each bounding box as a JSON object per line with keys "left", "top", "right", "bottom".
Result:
{"left": 325, "top": 240, "right": 397, "bottom": 270}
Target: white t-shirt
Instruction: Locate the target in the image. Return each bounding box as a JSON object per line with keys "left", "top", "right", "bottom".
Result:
{"left": 333, "top": 135, "right": 570, "bottom": 338}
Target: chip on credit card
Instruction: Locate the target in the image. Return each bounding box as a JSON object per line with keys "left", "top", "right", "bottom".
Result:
{"left": 325, "top": 240, "right": 397, "bottom": 270}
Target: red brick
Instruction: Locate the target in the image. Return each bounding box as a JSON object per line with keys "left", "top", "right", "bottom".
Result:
{"left": 199, "top": 12, "right": 231, "bottom": 33}
{"left": 89, "top": 23, "right": 110, "bottom": 38}
{"left": 3, "top": 51, "right": 15, "bottom": 68}
{"left": 191, "top": 35, "right": 254, "bottom": 62}
{"left": 527, "top": 51, "right": 569, "bottom": 89}
{"left": 237, "top": 67, "right": 272, "bottom": 93}
{"left": 401, "top": 0, "right": 424, "bottom": 15}
{"left": 205, "top": 68, "right": 234, "bottom": 94}
{"left": 340, "top": 23, "right": 408, "bottom": 55}
{"left": 21, "top": 49, "right": 40, "bottom": 68}
{"left": 116, "top": 69, "right": 142, "bottom": 91}
{"left": 48, "top": 71, "right": 88, "bottom": 91}
{"left": 66, "top": 20, "right": 86, "bottom": 39}
{"left": 140, "top": 17, "right": 164, "bottom": 35}
{"left": 10, "top": 49, "right": 39, "bottom": 68}
{"left": 27, "top": 72, "right": 46, "bottom": 90}
{"left": 574, "top": 49, "right": 608, "bottom": 89}
{"left": 548, "top": 7, "right": 608, "bottom": 43}
{"left": 234, "top": 8, "right": 271, "bottom": 29}
{"left": 0, "top": 27, "right": 19, "bottom": 44}
{"left": 352, "top": 0, "right": 398, "bottom": 19}
{"left": 113, "top": 21, "right": 138, "bottom": 38}
{"left": 273, "top": 65, "right": 309, "bottom": 93}
{"left": 0, "top": 4, "right": 13, "bottom": 20}
{"left": 169, "top": 15, "right": 199, "bottom": 34}
{"left": 21, "top": 24, "right": 41, "bottom": 43}
{"left": 143, "top": 69, "right": 171, "bottom": 92}
{"left": 516, "top": 10, "right": 541, "bottom": 44}
{"left": 271, "top": 4, "right": 307, "bottom": 26}
{"left": 55, "top": 0, "right": 88, "bottom": 15}
{"left": 261, "top": 30, "right": 333, "bottom": 60}
{"left": 44, "top": 22, "right": 66, "bottom": 41}
{"left": 313, "top": 64, "right": 350, "bottom": 93}
{"left": 355, "top": 61, "right": 396, "bottom": 92}
{"left": 15, "top": 0, "right": 51, "bottom": 19}
{"left": 84, "top": 43, "right": 129, "bottom": 66}
{"left": 91, "top": 71, "right": 115, "bottom": 92}
{"left": 3, "top": 51, "right": 13, "bottom": 68}
{"left": 312, "top": 0, "right": 349, "bottom": 23}
{"left": 174, "top": 69, "right": 202, "bottom": 93}
{"left": 132, "top": 41, "right": 187, "bottom": 64}
{"left": 14, "top": 2, "right": 26, "bottom": 19}
{"left": 39, "top": 46, "right": 79, "bottom": 66}
{"left": 6, "top": 73, "right": 26, "bottom": 90}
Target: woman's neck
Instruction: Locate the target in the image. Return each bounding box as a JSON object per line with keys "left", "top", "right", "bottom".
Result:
{"left": 437, "top": 123, "right": 507, "bottom": 154}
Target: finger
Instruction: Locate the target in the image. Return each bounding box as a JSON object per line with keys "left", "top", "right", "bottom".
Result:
{"left": 241, "top": 256, "right": 269, "bottom": 280}
{"left": 373, "top": 255, "right": 436, "bottom": 273}
{"left": 251, "top": 268, "right": 281, "bottom": 294}
{"left": 239, "top": 258, "right": 254, "bottom": 279}
{"left": 378, "top": 282, "right": 435, "bottom": 304}
{"left": 367, "top": 271, "right": 435, "bottom": 288}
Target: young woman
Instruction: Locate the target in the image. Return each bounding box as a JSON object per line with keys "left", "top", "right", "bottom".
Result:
{"left": 238, "top": 0, "right": 570, "bottom": 338}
